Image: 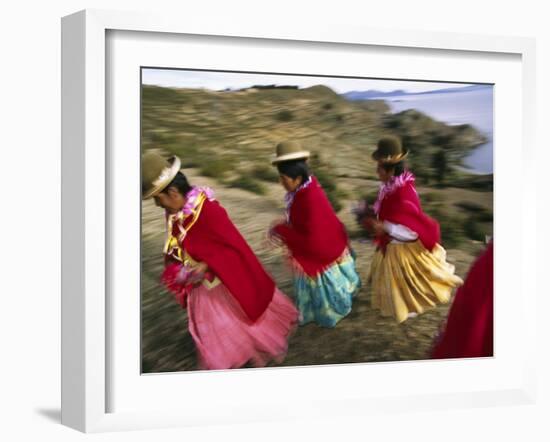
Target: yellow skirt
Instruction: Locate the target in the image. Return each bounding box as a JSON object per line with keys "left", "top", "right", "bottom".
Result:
{"left": 368, "top": 240, "right": 463, "bottom": 323}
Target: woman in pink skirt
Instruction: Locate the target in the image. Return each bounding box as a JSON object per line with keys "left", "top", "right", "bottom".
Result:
{"left": 142, "top": 151, "right": 298, "bottom": 370}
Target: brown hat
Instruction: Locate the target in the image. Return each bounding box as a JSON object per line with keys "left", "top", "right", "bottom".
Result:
{"left": 371, "top": 135, "right": 409, "bottom": 164}
{"left": 271, "top": 140, "right": 310, "bottom": 165}
{"left": 142, "top": 151, "right": 181, "bottom": 199}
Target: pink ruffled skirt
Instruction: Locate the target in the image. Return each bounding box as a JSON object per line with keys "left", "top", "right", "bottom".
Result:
{"left": 187, "top": 283, "right": 298, "bottom": 370}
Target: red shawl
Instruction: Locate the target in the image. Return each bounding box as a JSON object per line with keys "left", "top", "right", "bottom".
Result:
{"left": 432, "top": 242, "right": 494, "bottom": 359}
{"left": 272, "top": 176, "right": 349, "bottom": 277}
{"left": 371, "top": 179, "right": 440, "bottom": 252}
{"left": 171, "top": 198, "right": 275, "bottom": 322}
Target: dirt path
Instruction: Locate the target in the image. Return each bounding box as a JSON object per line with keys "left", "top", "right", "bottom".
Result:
{"left": 141, "top": 168, "right": 483, "bottom": 373}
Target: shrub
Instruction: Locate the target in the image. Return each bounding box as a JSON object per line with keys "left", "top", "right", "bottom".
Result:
{"left": 275, "top": 110, "right": 294, "bottom": 122}
{"left": 147, "top": 131, "right": 178, "bottom": 147}
{"left": 431, "top": 149, "right": 449, "bottom": 186}
{"left": 308, "top": 152, "right": 345, "bottom": 213}
{"left": 454, "top": 201, "right": 493, "bottom": 222}
{"left": 422, "top": 192, "right": 444, "bottom": 204}
{"left": 251, "top": 164, "right": 279, "bottom": 182}
{"left": 313, "top": 168, "right": 342, "bottom": 212}
{"left": 476, "top": 210, "right": 493, "bottom": 223}
{"left": 453, "top": 174, "right": 493, "bottom": 191}
{"left": 180, "top": 156, "right": 200, "bottom": 168}
{"left": 454, "top": 201, "right": 485, "bottom": 212}
{"left": 314, "top": 167, "right": 336, "bottom": 191}
{"left": 362, "top": 190, "right": 380, "bottom": 206}
{"left": 427, "top": 208, "right": 465, "bottom": 249}
{"left": 348, "top": 228, "right": 371, "bottom": 240}
{"left": 327, "top": 196, "right": 343, "bottom": 213}
{"left": 200, "top": 158, "right": 232, "bottom": 178}
{"left": 440, "top": 217, "right": 466, "bottom": 248}
{"left": 177, "top": 145, "right": 201, "bottom": 168}
{"left": 228, "top": 176, "right": 266, "bottom": 195}
{"left": 335, "top": 188, "right": 349, "bottom": 200}
{"left": 463, "top": 216, "right": 486, "bottom": 241}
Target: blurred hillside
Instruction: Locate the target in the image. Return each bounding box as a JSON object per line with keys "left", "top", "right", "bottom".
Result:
{"left": 141, "top": 84, "right": 492, "bottom": 244}
{"left": 142, "top": 84, "right": 382, "bottom": 181}
{"left": 142, "top": 85, "right": 487, "bottom": 185}
{"left": 140, "top": 84, "right": 493, "bottom": 372}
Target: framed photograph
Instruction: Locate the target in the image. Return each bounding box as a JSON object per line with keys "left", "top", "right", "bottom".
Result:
{"left": 61, "top": 9, "right": 537, "bottom": 433}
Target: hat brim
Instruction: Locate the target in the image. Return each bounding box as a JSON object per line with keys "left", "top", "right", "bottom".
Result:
{"left": 372, "top": 149, "right": 409, "bottom": 164}
{"left": 142, "top": 156, "right": 181, "bottom": 199}
{"left": 271, "top": 151, "right": 310, "bottom": 165}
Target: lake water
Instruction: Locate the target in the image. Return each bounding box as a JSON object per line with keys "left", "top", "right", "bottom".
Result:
{"left": 382, "top": 87, "right": 494, "bottom": 174}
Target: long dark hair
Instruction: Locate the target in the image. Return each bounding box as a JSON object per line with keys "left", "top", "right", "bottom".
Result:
{"left": 276, "top": 159, "right": 310, "bottom": 184}
{"left": 162, "top": 171, "right": 192, "bottom": 196}
{"left": 381, "top": 161, "right": 405, "bottom": 177}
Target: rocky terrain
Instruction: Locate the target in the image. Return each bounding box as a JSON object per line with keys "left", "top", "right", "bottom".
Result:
{"left": 140, "top": 84, "right": 492, "bottom": 373}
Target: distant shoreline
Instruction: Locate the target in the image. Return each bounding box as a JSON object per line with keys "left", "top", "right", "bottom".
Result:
{"left": 381, "top": 89, "right": 493, "bottom": 175}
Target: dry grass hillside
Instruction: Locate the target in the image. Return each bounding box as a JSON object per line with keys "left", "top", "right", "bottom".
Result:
{"left": 140, "top": 84, "right": 492, "bottom": 373}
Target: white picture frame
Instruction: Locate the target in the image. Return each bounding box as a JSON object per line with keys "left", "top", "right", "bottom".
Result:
{"left": 61, "top": 9, "right": 537, "bottom": 433}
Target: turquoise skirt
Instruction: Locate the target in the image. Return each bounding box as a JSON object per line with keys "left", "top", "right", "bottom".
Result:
{"left": 292, "top": 248, "right": 361, "bottom": 327}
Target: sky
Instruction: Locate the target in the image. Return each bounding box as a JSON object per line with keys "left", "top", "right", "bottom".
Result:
{"left": 141, "top": 68, "right": 479, "bottom": 94}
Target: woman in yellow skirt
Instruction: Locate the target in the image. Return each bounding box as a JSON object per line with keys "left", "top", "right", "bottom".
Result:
{"left": 358, "top": 136, "right": 463, "bottom": 323}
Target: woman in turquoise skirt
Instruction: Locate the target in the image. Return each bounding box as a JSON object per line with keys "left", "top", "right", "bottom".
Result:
{"left": 268, "top": 141, "right": 361, "bottom": 327}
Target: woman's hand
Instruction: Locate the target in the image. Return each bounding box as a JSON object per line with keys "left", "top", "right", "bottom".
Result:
{"left": 370, "top": 220, "right": 387, "bottom": 237}
{"left": 175, "top": 265, "right": 191, "bottom": 285}
{"left": 187, "top": 261, "right": 208, "bottom": 286}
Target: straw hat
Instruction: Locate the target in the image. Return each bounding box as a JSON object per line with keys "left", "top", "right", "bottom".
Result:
{"left": 142, "top": 151, "right": 181, "bottom": 199}
{"left": 271, "top": 140, "right": 310, "bottom": 165}
{"left": 371, "top": 135, "right": 409, "bottom": 164}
